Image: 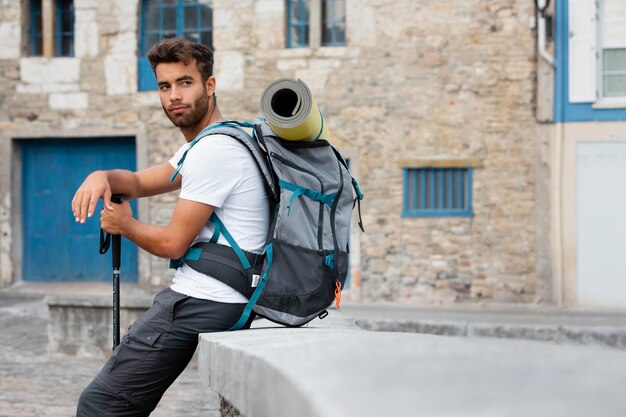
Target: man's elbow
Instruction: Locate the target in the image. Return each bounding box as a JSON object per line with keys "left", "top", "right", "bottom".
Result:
{"left": 163, "top": 240, "right": 190, "bottom": 260}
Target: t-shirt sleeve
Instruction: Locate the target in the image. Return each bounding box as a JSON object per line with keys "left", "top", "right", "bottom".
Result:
{"left": 169, "top": 144, "right": 188, "bottom": 169}
{"left": 176, "top": 135, "right": 243, "bottom": 208}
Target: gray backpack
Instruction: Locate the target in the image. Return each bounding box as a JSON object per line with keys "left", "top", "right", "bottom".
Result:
{"left": 170, "top": 120, "right": 364, "bottom": 328}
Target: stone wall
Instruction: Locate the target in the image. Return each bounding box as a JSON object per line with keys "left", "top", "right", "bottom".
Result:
{"left": 0, "top": 0, "right": 551, "bottom": 305}
{"left": 210, "top": 0, "right": 548, "bottom": 304}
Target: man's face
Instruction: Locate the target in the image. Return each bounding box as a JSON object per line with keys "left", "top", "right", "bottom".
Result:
{"left": 155, "top": 60, "right": 213, "bottom": 129}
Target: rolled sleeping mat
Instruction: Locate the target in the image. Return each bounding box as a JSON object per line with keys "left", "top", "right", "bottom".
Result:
{"left": 259, "top": 78, "right": 331, "bottom": 141}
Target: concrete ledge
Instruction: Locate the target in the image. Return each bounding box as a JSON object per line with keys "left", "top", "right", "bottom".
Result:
{"left": 199, "top": 316, "right": 626, "bottom": 417}
{"left": 357, "top": 318, "right": 626, "bottom": 349}
{"left": 45, "top": 285, "right": 154, "bottom": 357}
{"left": 343, "top": 303, "right": 626, "bottom": 350}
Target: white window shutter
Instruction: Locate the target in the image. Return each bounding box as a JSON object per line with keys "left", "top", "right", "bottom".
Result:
{"left": 568, "top": 0, "right": 598, "bottom": 103}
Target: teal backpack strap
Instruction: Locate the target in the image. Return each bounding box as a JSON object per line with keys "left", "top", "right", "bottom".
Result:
{"left": 209, "top": 213, "right": 251, "bottom": 269}
{"left": 279, "top": 179, "right": 336, "bottom": 214}
{"left": 351, "top": 178, "right": 364, "bottom": 201}
{"left": 169, "top": 212, "right": 251, "bottom": 269}
{"left": 228, "top": 243, "right": 273, "bottom": 331}
{"left": 210, "top": 216, "right": 221, "bottom": 243}
{"left": 170, "top": 120, "right": 256, "bottom": 182}
{"left": 168, "top": 246, "right": 202, "bottom": 269}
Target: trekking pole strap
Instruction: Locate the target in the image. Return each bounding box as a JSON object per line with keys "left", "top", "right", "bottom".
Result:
{"left": 99, "top": 229, "right": 111, "bottom": 254}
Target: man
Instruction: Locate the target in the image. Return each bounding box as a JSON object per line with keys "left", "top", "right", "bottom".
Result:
{"left": 72, "top": 38, "right": 269, "bottom": 416}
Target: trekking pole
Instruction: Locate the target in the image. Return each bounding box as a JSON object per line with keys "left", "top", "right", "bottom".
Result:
{"left": 111, "top": 195, "right": 123, "bottom": 350}
{"left": 99, "top": 195, "right": 123, "bottom": 350}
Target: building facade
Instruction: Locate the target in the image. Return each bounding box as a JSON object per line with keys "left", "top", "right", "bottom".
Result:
{"left": 549, "top": 0, "right": 626, "bottom": 308}
{"left": 0, "top": 0, "right": 617, "bottom": 308}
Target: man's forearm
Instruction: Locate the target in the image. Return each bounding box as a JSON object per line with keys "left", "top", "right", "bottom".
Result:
{"left": 105, "top": 170, "right": 142, "bottom": 200}
{"left": 121, "top": 217, "right": 189, "bottom": 259}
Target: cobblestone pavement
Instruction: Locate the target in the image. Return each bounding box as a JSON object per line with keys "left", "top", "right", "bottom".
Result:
{"left": 0, "top": 293, "right": 219, "bottom": 417}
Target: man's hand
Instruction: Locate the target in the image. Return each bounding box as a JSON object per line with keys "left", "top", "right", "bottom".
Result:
{"left": 72, "top": 171, "right": 113, "bottom": 223}
{"left": 100, "top": 201, "right": 133, "bottom": 236}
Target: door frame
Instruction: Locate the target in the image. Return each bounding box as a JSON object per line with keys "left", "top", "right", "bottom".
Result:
{"left": 559, "top": 121, "right": 626, "bottom": 307}
{"left": 3, "top": 126, "right": 149, "bottom": 288}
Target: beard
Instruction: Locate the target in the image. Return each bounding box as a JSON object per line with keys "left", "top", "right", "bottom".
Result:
{"left": 163, "top": 89, "right": 210, "bottom": 129}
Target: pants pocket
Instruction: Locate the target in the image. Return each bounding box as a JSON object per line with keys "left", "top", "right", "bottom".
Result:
{"left": 109, "top": 320, "right": 164, "bottom": 374}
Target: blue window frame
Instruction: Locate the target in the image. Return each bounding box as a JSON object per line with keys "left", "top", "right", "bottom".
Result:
{"left": 138, "top": 0, "right": 213, "bottom": 91}
{"left": 286, "top": 0, "right": 309, "bottom": 48}
{"left": 403, "top": 168, "right": 473, "bottom": 217}
{"left": 30, "top": 0, "right": 43, "bottom": 56}
{"left": 56, "top": 0, "right": 74, "bottom": 57}
{"left": 29, "top": 0, "right": 74, "bottom": 57}
{"left": 322, "top": 0, "right": 345, "bottom": 47}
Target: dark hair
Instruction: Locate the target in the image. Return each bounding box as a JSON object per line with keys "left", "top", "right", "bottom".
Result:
{"left": 147, "top": 38, "right": 214, "bottom": 83}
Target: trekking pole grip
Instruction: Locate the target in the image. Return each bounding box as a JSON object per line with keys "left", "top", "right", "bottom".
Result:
{"left": 111, "top": 195, "right": 123, "bottom": 269}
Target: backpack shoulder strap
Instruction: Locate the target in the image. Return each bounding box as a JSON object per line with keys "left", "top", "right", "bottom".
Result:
{"left": 170, "top": 120, "right": 278, "bottom": 201}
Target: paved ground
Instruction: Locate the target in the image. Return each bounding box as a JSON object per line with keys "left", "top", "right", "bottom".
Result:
{"left": 3, "top": 284, "right": 626, "bottom": 417}
{"left": 0, "top": 292, "right": 219, "bottom": 417}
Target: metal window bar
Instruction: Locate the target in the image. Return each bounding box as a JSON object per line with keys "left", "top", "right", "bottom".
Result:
{"left": 322, "top": 0, "right": 345, "bottom": 46}
{"left": 141, "top": 0, "right": 213, "bottom": 54}
{"left": 30, "top": 0, "right": 43, "bottom": 56}
{"left": 287, "top": 0, "right": 309, "bottom": 48}
{"left": 404, "top": 168, "right": 472, "bottom": 217}
{"left": 55, "top": 0, "right": 74, "bottom": 57}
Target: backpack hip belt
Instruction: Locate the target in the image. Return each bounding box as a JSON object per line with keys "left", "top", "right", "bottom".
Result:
{"left": 170, "top": 241, "right": 265, "bottom": 299}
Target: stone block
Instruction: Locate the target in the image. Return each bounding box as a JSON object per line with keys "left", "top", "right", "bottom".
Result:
{"left": 74, "top": 9, "right": 99, "bottom": 58}
{"left": 109, "top": 31, "right": 137, "bottom": 55}
{"left": 0, "top": 21, "right": 20, "bottom": 59}
{"left": 49, "top": 92, "right": 89, "bottom": 109}
{"left": 111, "top": 0, "right": 139, "bottom": 33}
{"left": 276, "top": 58, "right": 308, "bottom": 71}
{"left": 294, "top": 59, "right": 341, "bottom": 94}
{"left": 346, "top": 0, "right": 377, "bottom": 47}
{"left": 105, "top": 53, "right": 137, "bottom": 95}
{"left": 252, "top": 0, "right": 285, "bottom": 49}
{"left": 20, "top": 58, "right": 81, "bottom": 84}
{"left": 16, "top": 83, "right": 80, "bottom": 94}
{"left": 216, "top": 51, "right": 245, "bottom": 91}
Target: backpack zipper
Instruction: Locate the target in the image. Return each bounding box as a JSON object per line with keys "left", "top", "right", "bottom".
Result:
{"left": 270, "top": 152, "right": 324, "bottom": 250}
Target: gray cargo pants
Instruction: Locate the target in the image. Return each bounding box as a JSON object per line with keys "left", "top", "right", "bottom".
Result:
{"left": 76, "top": 288, "right": 252, "bottom": 416}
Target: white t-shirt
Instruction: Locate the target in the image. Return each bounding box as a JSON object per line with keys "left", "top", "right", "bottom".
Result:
{"left": 168, "top": 133, "right": 269, "bottom": 303}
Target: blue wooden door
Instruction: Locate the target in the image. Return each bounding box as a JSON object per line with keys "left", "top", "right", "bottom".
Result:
{"left": 22, "top": 138, "right": 138, "bottom": 282}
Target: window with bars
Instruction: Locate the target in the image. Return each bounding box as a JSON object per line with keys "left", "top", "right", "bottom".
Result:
{"left": 138, "top": 0, "right": 213, "bottom": 91}
{"left": 403, "top": 168, "right": 473, "bottom": 217}
{"left": 56, "top": 0, "right": 74, "bottom": 56}
{"left": 287, "top": 0, "right": 310, "bottom": 48}
{"left": 322, "top": 0, "right": 345, "bottom": 47}
{"left": 30, "top": 0, "right": 43, "bottom": 56}
{"left": 29, "top": 0, "right": 74, "bottom": 57}
{"left": 286, "top": 0, "right": 345, "bottom": 49}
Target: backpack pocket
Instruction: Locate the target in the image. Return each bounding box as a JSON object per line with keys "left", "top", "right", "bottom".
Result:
{"left": 270, "top": 152, "right": 327, "bottom": 250}
{"left": 257, "top": 239, "right": 347, "bottom": 323}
